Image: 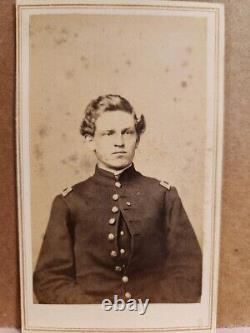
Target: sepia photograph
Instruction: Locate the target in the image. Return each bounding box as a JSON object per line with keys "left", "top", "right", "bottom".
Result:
{"left": 16, "top": 0, "right": 224, "bottom": 332}
{"left": 33, "top": 93, "right": 202, "bottom": 306}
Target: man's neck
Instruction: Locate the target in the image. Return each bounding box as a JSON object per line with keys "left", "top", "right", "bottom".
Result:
{"left": 97, "top": 163, "right": 133, "bottom": 176}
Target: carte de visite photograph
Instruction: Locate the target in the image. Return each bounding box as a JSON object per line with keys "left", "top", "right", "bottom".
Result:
{"left": 16, "top": 0, "right": 224, "bottom": 332}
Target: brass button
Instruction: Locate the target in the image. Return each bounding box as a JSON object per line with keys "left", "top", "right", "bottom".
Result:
{"left": 112, "top": 194, "right": 119, "bottom": 201}
{"left": 120, "top": 230, "right": 124, "bottom": 236}
{"left": 125, "top": 292, "right": 131, "bottom": 299}
{"left": 120, "top": 248, "right": 125, "bottom": 255}
{"left": 110, "top": 250, "right": 117, "bottom": 257}
{"left": 108, "top": 233, "right": 115, "bottom": 241}
{"left": 112, "top": 206, "right": 119, "bottom": 213}
{"left": 115, "top": 266, "right": 122, "bottom": 272}
{"left": 122, "top": 276, "right": 129, "bottom": 283}
{"left": 126, "top": 201, "right": 131, "bottom": 206}
{"left": 115, "top": 181, "right": 122, "bottom": 188}
{"left": 109, "top": 218, "right": 116, "bottom": 225}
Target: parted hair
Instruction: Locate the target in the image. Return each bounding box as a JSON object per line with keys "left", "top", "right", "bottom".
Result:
{"left": 80, "top": 94, "right": 146, "bottom": 137}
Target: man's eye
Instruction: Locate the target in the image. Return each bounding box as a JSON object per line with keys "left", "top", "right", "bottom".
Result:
{"left": 124, "top": 130, "right": 134, "bottom": 135}
{"left": 103, "top": 131, "right": 113, "bottom": 136}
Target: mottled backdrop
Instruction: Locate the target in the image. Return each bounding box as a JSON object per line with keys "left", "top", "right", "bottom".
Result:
{"left": 1, "top": 0, "right": 250, "bottom": 328}
{"left": 29, "top": 14, "right": 206, "bottom": 268}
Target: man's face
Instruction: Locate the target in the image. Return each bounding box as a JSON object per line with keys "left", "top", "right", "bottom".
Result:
{"left": 91, "top": 110, "right": 139, "bottom": 171}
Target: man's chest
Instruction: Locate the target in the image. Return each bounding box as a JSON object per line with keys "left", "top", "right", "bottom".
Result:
{"left": 68, "top": 182, "right": 166, "bottom": 238}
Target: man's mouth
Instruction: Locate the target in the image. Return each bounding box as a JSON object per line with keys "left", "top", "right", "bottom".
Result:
{"left": 112, "top": 151, "right": 127, "bottom": 155}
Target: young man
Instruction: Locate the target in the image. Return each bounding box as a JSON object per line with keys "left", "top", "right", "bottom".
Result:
{"left": 33, "top": 94, "right": 202, "bottom": 304}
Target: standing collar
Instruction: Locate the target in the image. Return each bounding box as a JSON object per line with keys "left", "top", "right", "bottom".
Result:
{"left": 93, "top": 163, "right": 139, "bottom": 184}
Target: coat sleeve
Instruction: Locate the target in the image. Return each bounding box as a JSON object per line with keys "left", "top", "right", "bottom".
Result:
{"left": 161, "top": 187, "right": 202, "bottom": 303}
{"left": 33, "top": 195, "right": 91, "bottom": 304}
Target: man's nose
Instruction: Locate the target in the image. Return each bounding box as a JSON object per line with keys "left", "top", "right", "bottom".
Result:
{"left": 114, "top": 134, "right": 125, "bottom": 147}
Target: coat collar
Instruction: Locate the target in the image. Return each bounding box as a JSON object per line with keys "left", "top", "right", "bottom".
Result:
{"left": 93, "top": 163, "right": 140, "bottom": 185}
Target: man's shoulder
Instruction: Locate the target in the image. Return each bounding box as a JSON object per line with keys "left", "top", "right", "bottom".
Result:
{"left": 138, "top": 173, "right": 177, "bottom": 196}
{"left": 60, "top": 175, "right": 94, "bottom": 198}
{"left": 136, "top": 174, "right": 181, "bottom": 209}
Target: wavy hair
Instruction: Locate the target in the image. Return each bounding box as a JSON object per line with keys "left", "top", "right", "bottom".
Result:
{"left": 80, "top": 94, "right": 146, "bottom": 137}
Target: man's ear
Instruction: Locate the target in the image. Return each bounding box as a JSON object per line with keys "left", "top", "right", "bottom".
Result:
{"left": 84, "top": 134, "right": 95, "bottom": 151}
{"left": 135, "top": 135, "right": 140, "bottom": 148}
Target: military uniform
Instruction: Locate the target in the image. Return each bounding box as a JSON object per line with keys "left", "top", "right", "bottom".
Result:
{"left": 33, "top": 164, "right": 202, "bottom": 304}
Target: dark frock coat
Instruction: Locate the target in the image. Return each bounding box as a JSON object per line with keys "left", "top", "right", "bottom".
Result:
{"left": 33, "top": 164, "right": 202, "bottom": 304}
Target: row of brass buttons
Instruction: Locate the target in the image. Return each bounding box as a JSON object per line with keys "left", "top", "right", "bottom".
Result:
{"left": 110, "top": 179, "right": 131, "bottom": 299}
{"left": 110, "top": 248, "right": 126, "bottom": 257}
{"left": 111, "top": 202, "right": 131, "bottom": 214}
{"left": 108, "top": 230, "right": 125, "bottom": 241}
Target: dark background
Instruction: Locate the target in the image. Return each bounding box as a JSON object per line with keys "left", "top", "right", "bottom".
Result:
{"left": 0, "top": 0, "right": 249, "bottom": 328}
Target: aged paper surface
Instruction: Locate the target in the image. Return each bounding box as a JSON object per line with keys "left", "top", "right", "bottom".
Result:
{"left": 16, "top": 1, "right": 224, "bottom": 332}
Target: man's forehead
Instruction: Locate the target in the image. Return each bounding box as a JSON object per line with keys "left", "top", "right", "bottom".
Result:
{"left": 95, "top": 110, "right": 136, "bottom": 130}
